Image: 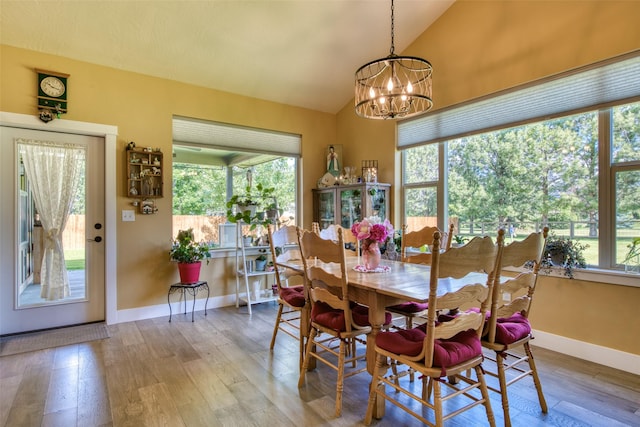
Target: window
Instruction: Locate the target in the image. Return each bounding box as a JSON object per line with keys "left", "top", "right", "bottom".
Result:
{"left": 172, "top": 117, "right": 300, "bottom": 246}
{"left": 399, "top": 53, "right": 640, "bottom": 273}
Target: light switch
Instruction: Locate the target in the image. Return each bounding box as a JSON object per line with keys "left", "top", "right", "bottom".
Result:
{"left": 122, "top": 210, "right": 135, "bottom": 222}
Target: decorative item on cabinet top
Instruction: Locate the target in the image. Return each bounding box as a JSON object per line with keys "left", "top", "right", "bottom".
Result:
{"left": 126, "top": 143, "right": 163, "bottom": 214}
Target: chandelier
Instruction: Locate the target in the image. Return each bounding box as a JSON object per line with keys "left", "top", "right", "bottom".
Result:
{"left": 355, "top": 0, "right": 433, "bottom": 120}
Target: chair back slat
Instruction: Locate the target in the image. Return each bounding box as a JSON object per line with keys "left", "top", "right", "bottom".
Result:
{"left": 318, "top": 224, "right": 359, "bottom": 256}
{"left": 401, "top": 225, "right": 439, "bottom": 264}
{"left": 435, "top": 283, "right": 490, "bottom": 311}
{"left": 486, "top": 227, "right": 549, "bottom": 344}
{"left": 438, "top": 235, "right": 497, "bottom": 278}
{"left": 433, "top": 311, "right": 485, "bottom": 340}
{"left": 500, "top": 229, "right": 547, "bottom": 270}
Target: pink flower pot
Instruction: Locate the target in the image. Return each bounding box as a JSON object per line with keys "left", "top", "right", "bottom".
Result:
{"left": 178, "top": 262, "right": 201, "bottom": 283}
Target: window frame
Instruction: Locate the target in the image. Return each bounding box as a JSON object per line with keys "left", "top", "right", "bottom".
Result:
{"left": 400, "top": 103, "right": 639, "bottom": 275}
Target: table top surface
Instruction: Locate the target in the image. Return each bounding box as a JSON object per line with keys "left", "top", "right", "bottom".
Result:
{"left": 277, "top": 257, "right": 491, "bottom": 303}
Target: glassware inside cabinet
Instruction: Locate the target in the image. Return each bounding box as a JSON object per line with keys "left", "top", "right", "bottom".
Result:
{"left": 339, "top": 188, "right": 362, "bottom": 228}
{"left": 370, "top": 187, "right": 387, "bottom": 220}
{"left": 318, "top": 191, "right": 335, "bottom": 230}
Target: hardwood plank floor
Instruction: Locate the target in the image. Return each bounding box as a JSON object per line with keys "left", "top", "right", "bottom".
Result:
{"left": 1, "top": 303, "right": 638, "bottom": 427}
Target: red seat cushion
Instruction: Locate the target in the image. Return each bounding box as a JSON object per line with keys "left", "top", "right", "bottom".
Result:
{"left": 376, "top": 327, "right": 426, "bottom": 356}
{"left": 312, "top": 301, "right": 392, "bottom": 331}
{"left": 351, "top": 303, "right": 392, "bottom": 327}
{"left": 386, "top": 301, "right": 428, "bottom": 314}
{"left": 376, "top": 327, "right": 482, "bottom": 370}
{"left": 279, "top": 285, "right": 305, "bottom": 308}
{"left": 494, "top": 312, "right": 532, "bottom": 344}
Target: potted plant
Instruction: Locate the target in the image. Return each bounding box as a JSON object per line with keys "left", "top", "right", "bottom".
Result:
{"left": 622, "top": 237, "right": 640, "bottom": 274}
{"left": 226, "top": 185, "right": 257, "bottom": 224}
{"left": 452, "top": 235, "right": 468, "bottom": 248}
{"left": 255, "top": 253, "right": 268, "bottom": 271}
{"left": 226, "top": 183, "right": 277, "bottom": 230}
{"left": 170, "top": 228, "right": 212, "bottom": 283}
{"left": 541, "top": 233, "right": 588, "bottom": 278}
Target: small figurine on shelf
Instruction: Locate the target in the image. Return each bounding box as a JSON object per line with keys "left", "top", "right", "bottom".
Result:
{"left": 127, "top": 141, "right": 136, "bottom": 150}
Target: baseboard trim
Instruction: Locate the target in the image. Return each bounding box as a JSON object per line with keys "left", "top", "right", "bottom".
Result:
{"left": 532, "top": 329, "right": 640, "bottom": 376}
{"left": 115, "top": 294, "right": 240, "bottom": 324}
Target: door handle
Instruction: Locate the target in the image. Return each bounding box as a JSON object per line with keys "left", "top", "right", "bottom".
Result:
{"left": 88, "top": 236, "right": 103, "bottom": 243}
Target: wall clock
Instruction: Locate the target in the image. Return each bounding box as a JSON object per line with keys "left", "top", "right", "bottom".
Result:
{"left": 36, "top": 69, "right": 69, "bottom": 115}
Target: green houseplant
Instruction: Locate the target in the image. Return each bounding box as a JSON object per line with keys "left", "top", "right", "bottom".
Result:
{"left": 541, "top": 233, "right": 588, "bottom": 278}
{"left": 170, "top": 228, "right": 212, "bottom": 283}
{"left": 226, "top": 183, "right": 277, "bottom": 229}
{"left": 255, "top": 253, "right": 268, "bottom": 271}
{"left": 622, "top": 237, "right": 640, "bottom": 274}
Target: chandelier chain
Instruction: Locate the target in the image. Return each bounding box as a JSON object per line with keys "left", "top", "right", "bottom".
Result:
{"left": 389, "top": 0, "right": 395, "bottom": 56}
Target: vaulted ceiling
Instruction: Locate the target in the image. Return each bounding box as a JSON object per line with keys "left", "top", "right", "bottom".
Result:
{"left": 0, "top": 0, "right": 454, "bottom": 114}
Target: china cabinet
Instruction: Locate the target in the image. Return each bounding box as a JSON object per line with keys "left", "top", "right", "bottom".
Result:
{"left": 313, "top": 183, "right": 390, "bottom": 230}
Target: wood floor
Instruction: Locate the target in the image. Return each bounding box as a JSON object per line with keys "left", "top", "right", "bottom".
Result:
{"left": 1, "top": 303, "right": 638, "bottom": 427}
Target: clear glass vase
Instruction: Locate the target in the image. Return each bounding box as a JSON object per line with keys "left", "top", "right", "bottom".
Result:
{"left": 624, "top": 255, "right": 640, "bottom": 274}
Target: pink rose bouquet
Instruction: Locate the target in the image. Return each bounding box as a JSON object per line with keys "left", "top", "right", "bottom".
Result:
{"left": 351, "top": 216, "right": 394, "bottom": 251}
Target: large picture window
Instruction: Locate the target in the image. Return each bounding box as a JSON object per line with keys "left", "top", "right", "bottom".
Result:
{"left": 399, "top": 53, "right": 640, "bottom": 273}
{"left": 171, "top": 117, "right": 300, "bottom": 245}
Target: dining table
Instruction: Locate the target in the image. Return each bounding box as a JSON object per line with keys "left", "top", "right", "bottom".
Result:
{"left": 276, "top": 256, "right": 493, "bottom": 375}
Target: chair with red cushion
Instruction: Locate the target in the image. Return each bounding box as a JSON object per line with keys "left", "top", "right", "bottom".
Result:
{"left": 297, "top": 226, "right": 391, "bottom": 417}
{"left": 386, "top": 223, "right": 455, "bottom": 329}
{"left": 364, "top": 230, "right": 503, "bottom": 427}
{"left": 482, "top": 227, "right": 549, "bottom": 426}
{"left": 268, "top": 225, "right": 306, "bottom": 370}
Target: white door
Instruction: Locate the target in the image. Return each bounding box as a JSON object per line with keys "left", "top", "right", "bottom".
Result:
{"left": 0, "top": 127, "right": 105, "bottom": 334}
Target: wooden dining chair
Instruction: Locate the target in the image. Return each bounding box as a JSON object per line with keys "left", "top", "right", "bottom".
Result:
{"left": 317, "top": 223, "right": 360, "bottom": 256}
{"left": 482, "top": 227, "right": 549, "bottom": 426}
{"left": 268, "top": 224, "right": 306, "bottom": 370}
{"left": 297, "top": 226, "right": 391, "bottom": 417}
{"left": 365, "top": 230, "right": 503, "bottom": 427}
{"left": 387, "top": 223, "right": 456, "bottom": 329}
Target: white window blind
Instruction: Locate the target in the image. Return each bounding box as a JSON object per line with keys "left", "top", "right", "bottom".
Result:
{"left": 398, "top": 51, "right": 640, "bottom": 148}
{"left": 173, "top": 116, "right": 301, "bottom": 156}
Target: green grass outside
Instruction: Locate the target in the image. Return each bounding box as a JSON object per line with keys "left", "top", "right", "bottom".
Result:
{"left": 64, "top": 248, "right": 85, "bottom": 270}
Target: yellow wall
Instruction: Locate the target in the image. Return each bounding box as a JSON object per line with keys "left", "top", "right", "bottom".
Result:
{"left": 1, "top": 44, "right": 335, "bottom": 310}
{"left": 337, "top": 0, "right": 640, "bottom": 356}
{"left": 2, "top": 0, "right": 639, "bottom": 355}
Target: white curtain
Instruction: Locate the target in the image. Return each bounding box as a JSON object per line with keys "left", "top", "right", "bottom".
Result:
{"left": 18, "top": 139, "right": 85, "bottom": 301}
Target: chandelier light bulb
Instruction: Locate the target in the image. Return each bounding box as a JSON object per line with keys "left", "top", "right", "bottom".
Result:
{"left": 369, "top": 88, "right": 376, "bottom": 99}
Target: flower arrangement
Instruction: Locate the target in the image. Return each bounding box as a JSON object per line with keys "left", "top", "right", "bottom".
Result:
{"left": 170, "top": 228, "right": 212, "bottom": 264}
{"left": 351, "top": 216, "right": 394, "bottom": 251}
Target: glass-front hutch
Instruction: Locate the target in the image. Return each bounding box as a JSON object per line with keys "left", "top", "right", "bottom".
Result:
{"left": 313, "top": 183, "right": 390, "bottom": 230}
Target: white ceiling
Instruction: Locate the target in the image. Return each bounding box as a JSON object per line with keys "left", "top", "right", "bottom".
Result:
{"left": 0, "top": 0, "right": 454, "bottom": 114}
